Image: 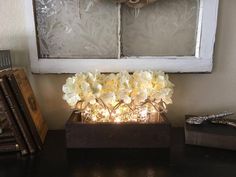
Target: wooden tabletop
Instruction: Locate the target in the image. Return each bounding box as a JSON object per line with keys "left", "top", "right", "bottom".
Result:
{"left": 0, "top": 128, "right": 236, "bottom": 177}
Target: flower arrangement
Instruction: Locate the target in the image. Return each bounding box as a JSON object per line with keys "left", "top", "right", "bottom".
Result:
{"left": 62, "top": 71, "right": 174, "bottom": 123}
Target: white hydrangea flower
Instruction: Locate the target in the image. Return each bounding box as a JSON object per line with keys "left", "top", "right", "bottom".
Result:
{"left": 101, "top": 92, "right": 116, "bottom": 105}
{"left": 135, "top": 89, "right": 148, "bottom": 103}
{"left": 80, "top": 81, "right": 91, "bottom": 93}
{"left": 62, "top": 76, "right": 81, "bottom": 107}
{"left": 85, "top": 94, "right": 96, "bottom": 105}
{"left": 92, "top": 82, "right": 102, "bottom": 93}
{"left": 117, "top": 89, "right": 132, "bottom": 104}
{"left": 123, "top": 95, "right": 132, "bottom": 104}
{"left": 86, "top": 71, "right": 99, "bottom": 83}
{"left": 63, "top": 93, "right": 81, "bottom": 107}
{"left": 117, "top": 71, "right": 131, "bottom": 89}
{"left": 102, "top": 73, "right": 118, "bottom": 93}
{"left": 133, "top": 70, "right": 152, "bottom": 82}
{"left": 62, "top": 70, "right": 174, "bottom": 112}
{"left": 75, "top": 73, "right": 86, "bottom": 81}
{"left": 159, "top": 88, "right": 174, "bottom": 104}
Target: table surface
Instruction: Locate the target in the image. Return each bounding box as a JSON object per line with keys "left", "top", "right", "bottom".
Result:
{"left": 0, "top": 128, "right": 236, "bottom": 177}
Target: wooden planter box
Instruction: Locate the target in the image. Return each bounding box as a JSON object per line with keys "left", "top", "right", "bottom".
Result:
{"left": 65, "top": 111, "right": 171, "bottom": 148}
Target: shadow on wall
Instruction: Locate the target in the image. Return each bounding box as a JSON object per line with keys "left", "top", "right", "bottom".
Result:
{"left": 0, "top": 35, "right": 29, "bottom": 69}
{"left": 1, "top": 35, "right": 73, "bottom": 129}
{"left": 11, "top": 50, "right": 29, "bottom": 70}
{"left": 32, "top": 74, "right": 73, "bottom": 129}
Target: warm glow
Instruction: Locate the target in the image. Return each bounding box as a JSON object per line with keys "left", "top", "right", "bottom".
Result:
{"left": 80, "top": 99, "right": 167, "bottom": 123}
{"left": 62, "top": 70, "right": 174, "bottom": 123}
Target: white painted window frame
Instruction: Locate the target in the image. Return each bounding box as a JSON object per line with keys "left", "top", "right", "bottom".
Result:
{"left": 25, "top": 0, "right": 219, "bottom": 73}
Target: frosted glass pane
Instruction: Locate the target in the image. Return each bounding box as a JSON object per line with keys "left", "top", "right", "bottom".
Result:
{"left": 35, "top": 0, "right": 118, "bottom": 59}
{"left": 122, "top": 0, "right": 199, "bottom": 56}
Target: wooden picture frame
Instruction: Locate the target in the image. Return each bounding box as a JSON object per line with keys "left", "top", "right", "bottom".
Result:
{"left": 24, "top": 0, "right": 219, "bottom": 73}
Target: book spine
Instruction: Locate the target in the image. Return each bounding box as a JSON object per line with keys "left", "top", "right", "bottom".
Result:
{"left": 8, "top": 75, "right": 43, "bottom": 150}
{"left": 0, "top": 77, "right": 36, "bottom": 154}
{"left": 0, "top": 137, "right": 15, "bottom": 143}
{"left": 13, "top": 69, "right": 48, "bottom": 143}
{"left": 0, "top": 84, "right": 28, "bottom": 155}
{"left": 0, "top": 118, "right": 10, "bottom": 129}
{"left": 0, "top": 143, "right": 20, "bottom": 153}
{"left": 0, "top": 131, "right": 14, "bottom": 139}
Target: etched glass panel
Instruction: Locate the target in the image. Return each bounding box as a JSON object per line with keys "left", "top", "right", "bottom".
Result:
{"left": 121, "top": 0, "right": 199, "bottom": 57}
{"left": 35, "top": 0, "right": 118, "bottom": 59}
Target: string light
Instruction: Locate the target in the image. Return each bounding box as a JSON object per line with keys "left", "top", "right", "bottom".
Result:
{"left": 63, "top": 70, "right": 174, "bottom": 123}
{"left": 80, "top": 99, "right": 167, "bottom": 123}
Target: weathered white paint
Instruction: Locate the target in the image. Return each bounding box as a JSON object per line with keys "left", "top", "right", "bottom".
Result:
{"left": 195, "top": 0, "right": 203, "bottom": 58}
{"left": 25, "top": 0, "right": 219, "bottom": 73}
{"left": 117, "top": 3, "right": 121, "bottom": 59}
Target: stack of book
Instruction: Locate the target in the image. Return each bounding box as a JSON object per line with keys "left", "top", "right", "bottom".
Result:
{"left": 0, "top": 68, "right": 48, "bottom": 155}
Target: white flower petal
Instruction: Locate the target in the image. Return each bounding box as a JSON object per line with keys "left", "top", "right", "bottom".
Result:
{"left": 101, "top": 92, "right": 116, "bottom": 105}
{"left": 67, "top": 94, "right": 81, "bottom": 107}
{"left": 123, "top": 95, "right": 132, "bottom": 104}
{"left": 81, "top": 81, "right": 90, "bottom": 93}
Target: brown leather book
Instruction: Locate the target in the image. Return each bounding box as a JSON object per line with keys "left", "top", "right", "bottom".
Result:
{"left": 0, "top": 137, "right": 15, "bottom": 144}
{"left": 0, "top": 119, "right": 14, "bottom": 139}
{"left": 0, "top": 77, "right": 36, "bottom": 154}
{"left": 11, "top": 69, "right": 48, "bottom": 144}
{"left": 0, "top": 118, "right": 10, "bottom": 129}
{"left": 0, "top": 85, "right": 28, "bottom": 155}
{"left": 0, "top": 143, "right": 20, "bottom": 153}
{"left": 0, "top": 129, "right": 14, "bottom": 139}
{"left": 0, "top": 120, "right": 15, "bottom": 142}
{"left": 7, "top": 74, "right": 43, "bottom": 150}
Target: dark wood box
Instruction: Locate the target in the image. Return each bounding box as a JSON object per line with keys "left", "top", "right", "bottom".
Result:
{"left": 65, "top": 111, "right": 171, "bottom": 148}
{"left": 185, "top": 117, "right": 236, "bottom": 150}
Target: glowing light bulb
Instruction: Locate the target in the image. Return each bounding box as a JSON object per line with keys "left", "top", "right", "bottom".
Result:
{"left": 92, "top": 115, "right": 97, "bottom": 122}
{"left": 80, "top": 100, "right": 165, "bottom": 123}
{"left": 116, "top": 109, "right": 121, "bottom": 114}
{"left": 140, "top": 108, "right": 148, "bottom": 118}
{"left": 102, "top": 110, "right": 109, "bottom": 117}
{"left": 114, "top": 117, "right": 121, "bottom": 123}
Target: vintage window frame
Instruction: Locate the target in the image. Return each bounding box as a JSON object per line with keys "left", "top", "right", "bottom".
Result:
{"left": 25, "top": 0, "right": 219, "bottom": 73}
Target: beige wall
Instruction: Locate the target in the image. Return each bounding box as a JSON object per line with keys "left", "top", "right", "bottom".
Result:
{"left": 0, "top": 0, "right": 236, "bottom": 129}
